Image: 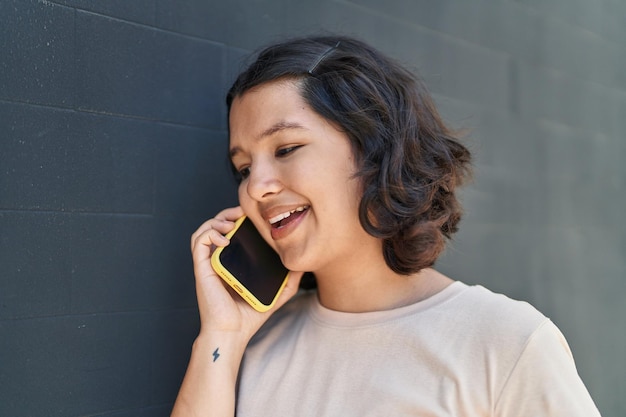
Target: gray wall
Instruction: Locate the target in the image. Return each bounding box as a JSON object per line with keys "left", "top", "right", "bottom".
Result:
{"left": 1, "top": 0, "right": 623, "bottom": 416}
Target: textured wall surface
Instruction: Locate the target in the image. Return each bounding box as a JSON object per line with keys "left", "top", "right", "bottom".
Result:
{"left": 1, "top": 0, "right": 624, "bottom": 416}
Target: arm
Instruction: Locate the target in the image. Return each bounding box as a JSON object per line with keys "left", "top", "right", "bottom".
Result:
{"left": 171, "top": 206, "right": 302, "bottom": 417}
{"left": 171, "top": 332, "right": 245, "bottom": 417}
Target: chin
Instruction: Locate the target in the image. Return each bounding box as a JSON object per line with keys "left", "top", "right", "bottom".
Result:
{"left": 279, "top": 252, "right": 314, "bottom": 273}
{"left": 282, "top": 259, "right": 307, "bottom": 273}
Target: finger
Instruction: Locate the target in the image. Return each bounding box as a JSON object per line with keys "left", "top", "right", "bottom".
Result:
{"left": 192, "top": 219, "right": 234, "bottom": 246}
{"left": 191, "top": 225, "right": 219, "bottom": 253}
{"left": 191, "top": 218, "right": 238, "bottom": 253}
{"left": 190, "top": 206, "right": 244, "bottom": 250}
{"left": 191, "top": 228, "right": 230, "bottom": 264}
{"left": 214, "top": 206, "right": 244, "bottom": 222}
{"left": 191, "top": 218, "right": 232, "bottom": 245}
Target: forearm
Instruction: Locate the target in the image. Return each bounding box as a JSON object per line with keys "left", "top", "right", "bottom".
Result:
{"left": 171, "top": 333, "right": 247, "bottom": 417}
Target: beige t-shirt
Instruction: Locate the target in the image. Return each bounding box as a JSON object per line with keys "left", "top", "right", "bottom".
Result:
{"left": 237, "top": 281, "right": 601, "bottom": 416}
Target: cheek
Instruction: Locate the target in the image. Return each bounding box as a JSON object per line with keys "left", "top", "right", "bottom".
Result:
{"left": 238, "top": 183, "right": 254, "bottom": 213}
{"left": 315, "top": 160, "right": 360, "bottom": 204}
{"left": 237, "top": 185, "right": 277, "bottom": 246}
{"left": 237, "top": 183, "right": 245, "bottom": 202}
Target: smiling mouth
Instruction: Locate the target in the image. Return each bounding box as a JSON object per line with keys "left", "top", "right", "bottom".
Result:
{"left": 269, "top": 205, "right": 309, "bottom": 228}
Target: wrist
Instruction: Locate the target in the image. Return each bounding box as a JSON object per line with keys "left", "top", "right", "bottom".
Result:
{"left": 193, "top": 331, "right": 248, "bottom": 366}
{"left": 172, "top": 332, "right": 244, "bottom": 417}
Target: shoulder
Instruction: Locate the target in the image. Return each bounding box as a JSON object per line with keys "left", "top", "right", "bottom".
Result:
{"left": 446, "top": 283, "right": 548, "bottom": 341}
{"left": 442, "top": 284, "right": 602, "bottom": 414}
{"left": 455, "top": 283, "right": 544, "bottom": 318}
{"left": 493, "top": 314, "right": 601, "bottom": 415}
{"left": 429, "top": 283, "right": 554, "bottom": 379}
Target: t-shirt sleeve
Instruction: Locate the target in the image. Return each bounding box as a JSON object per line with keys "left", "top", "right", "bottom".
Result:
{"left": 494, "top": 320, "right": 601, "bottom": 417}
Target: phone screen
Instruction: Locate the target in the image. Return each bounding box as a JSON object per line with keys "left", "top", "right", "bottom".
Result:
{"left": 216, "top": 217, "right": 289, "bottom": 306}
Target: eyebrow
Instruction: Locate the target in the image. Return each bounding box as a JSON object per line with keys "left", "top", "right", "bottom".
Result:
{"left": 229, "top": 121, "right": 306, "bottom": 159}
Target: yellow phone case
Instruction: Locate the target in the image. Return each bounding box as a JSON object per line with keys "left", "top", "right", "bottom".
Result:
{"left": 210, "top": 216, "right": 289, "bottom": 312}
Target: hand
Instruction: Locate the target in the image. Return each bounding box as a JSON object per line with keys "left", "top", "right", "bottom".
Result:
{"left": 190, "top": 206, "right": 303, "bottom": 341}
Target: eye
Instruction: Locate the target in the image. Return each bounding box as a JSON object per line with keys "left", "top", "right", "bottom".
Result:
{"left": 232, "top": 165, "right": 250, "bottom": 183}
{"left": 276, "top": 145, "right": 302, "bottom": 157}
{"left": 238, "top": 166, "right": 251, "bottom": 180}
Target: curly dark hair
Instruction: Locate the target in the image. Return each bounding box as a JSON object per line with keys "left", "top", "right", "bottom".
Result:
{"left": 226, "top": 35, "right": 472, "bottom": 275}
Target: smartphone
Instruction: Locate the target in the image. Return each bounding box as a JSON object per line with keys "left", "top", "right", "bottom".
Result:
{"left": 210, "top": 215, "right": 290, "bottom": 312}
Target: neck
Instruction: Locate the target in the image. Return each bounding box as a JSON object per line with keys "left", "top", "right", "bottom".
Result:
{"left": 313, "top": 256, "right": 454, "bottom": 313}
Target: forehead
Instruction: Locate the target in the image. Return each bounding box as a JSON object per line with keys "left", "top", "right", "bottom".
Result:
{"left": 228, "top": 79, "right": 329, "bottom": 154}
{"left": 229, "top": 80, "right": 304, "bottom": 133}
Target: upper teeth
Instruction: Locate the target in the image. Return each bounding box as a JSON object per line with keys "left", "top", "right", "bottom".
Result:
{"left": 269, "top": 206, "right": 308, "bottom": 225}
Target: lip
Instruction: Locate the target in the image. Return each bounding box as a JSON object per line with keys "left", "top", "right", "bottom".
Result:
{"left": 268, "top": 205, "right": 309, "bottom": 225}
{"left": 268, "top": 206, "right": 309, "bottom": 240}
{"left": 261, "top": 204, "right": 308, "bottom": 222}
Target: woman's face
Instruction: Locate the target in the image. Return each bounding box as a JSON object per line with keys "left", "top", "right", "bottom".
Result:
{"left": 229, "top": 79, "right": 375, "bottom": 274}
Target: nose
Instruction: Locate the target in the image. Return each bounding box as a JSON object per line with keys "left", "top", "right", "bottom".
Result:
{"left": 245, "top": 158, "right": 283, "bottom": 201}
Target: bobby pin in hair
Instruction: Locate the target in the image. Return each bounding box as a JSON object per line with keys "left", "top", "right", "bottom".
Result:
{"left": 307, "top": 41, "right": 341, "bottom": 75}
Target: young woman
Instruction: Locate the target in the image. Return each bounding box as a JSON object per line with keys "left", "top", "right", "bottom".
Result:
{"left": 171, "top": 36, "right": 601, "bottom": 416}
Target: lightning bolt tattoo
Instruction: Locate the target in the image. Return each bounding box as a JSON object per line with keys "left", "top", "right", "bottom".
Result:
{"left": 212, "top": 347, "right": 220, "bottom": 362}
